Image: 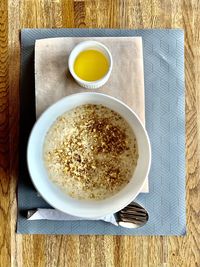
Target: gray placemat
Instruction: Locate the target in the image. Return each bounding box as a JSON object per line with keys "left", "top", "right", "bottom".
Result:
{"left": 18, "top": 28, "right": 185, "bottom": 235}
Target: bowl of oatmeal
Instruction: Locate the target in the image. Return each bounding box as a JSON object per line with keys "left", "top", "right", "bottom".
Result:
{"left": 27, "top": 93, "right": 151, "bottom": 218}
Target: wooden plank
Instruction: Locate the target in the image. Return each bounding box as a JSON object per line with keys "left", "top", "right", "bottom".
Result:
{"left": 1, "top": 0, "right": 199, "bottom": 266}
{"left": 0, "top": 1, "right": 10, "bottom": 267}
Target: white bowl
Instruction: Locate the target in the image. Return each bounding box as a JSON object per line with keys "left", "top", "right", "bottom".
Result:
{"left": 68, "top": 41, "right": 113, "bottom": 89}
{"left": 27, "top": 93, "right": 151, "bottom": 219}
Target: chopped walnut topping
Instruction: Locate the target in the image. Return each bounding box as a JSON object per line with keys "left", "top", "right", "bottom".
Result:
{"left": 44, "top": 104, "right": 138, "bottom": 200}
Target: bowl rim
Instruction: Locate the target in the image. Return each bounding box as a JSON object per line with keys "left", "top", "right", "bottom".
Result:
{"left": 27, "top": 92, "right": 151, "bottom": 218}
{"left": 68, "top": 40, "right": 113, "bottom": 84}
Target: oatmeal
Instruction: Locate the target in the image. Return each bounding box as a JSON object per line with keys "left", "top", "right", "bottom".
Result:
{"left": 43, "top": 104, "right": 138, "bottom": 200}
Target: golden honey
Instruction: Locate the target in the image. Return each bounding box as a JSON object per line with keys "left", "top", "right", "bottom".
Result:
{"left": 74, "top": 50, "right": 109, "bottom": 82}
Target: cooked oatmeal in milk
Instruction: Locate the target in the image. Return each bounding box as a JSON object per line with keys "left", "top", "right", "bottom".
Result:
{"left": 43, "top": 104, "right": 138, "bottom": 200}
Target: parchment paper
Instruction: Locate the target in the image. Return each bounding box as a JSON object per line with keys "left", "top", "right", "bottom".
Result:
{"left": 35, "top": 36, "right": 148, "bottom": 192}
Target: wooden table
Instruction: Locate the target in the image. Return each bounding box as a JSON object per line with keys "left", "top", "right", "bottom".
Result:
{"left": 0, "top": 0, "right": 199, "bottom": 266}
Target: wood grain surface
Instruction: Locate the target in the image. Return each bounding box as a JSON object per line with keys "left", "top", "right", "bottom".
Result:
{"left": 0, "top": 0, "right": 199, "bottom": 266}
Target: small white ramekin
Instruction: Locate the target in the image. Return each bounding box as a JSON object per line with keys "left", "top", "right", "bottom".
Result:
{"left": 68, "top": 41, "right": 113, "bottom": 89}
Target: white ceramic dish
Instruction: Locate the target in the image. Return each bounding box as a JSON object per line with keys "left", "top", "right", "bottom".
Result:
{"left": 27, "top": 93, "right": 151, "bottom": 219}
{"left": 68, "top": 41, "right": 113, "bottom": 89}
